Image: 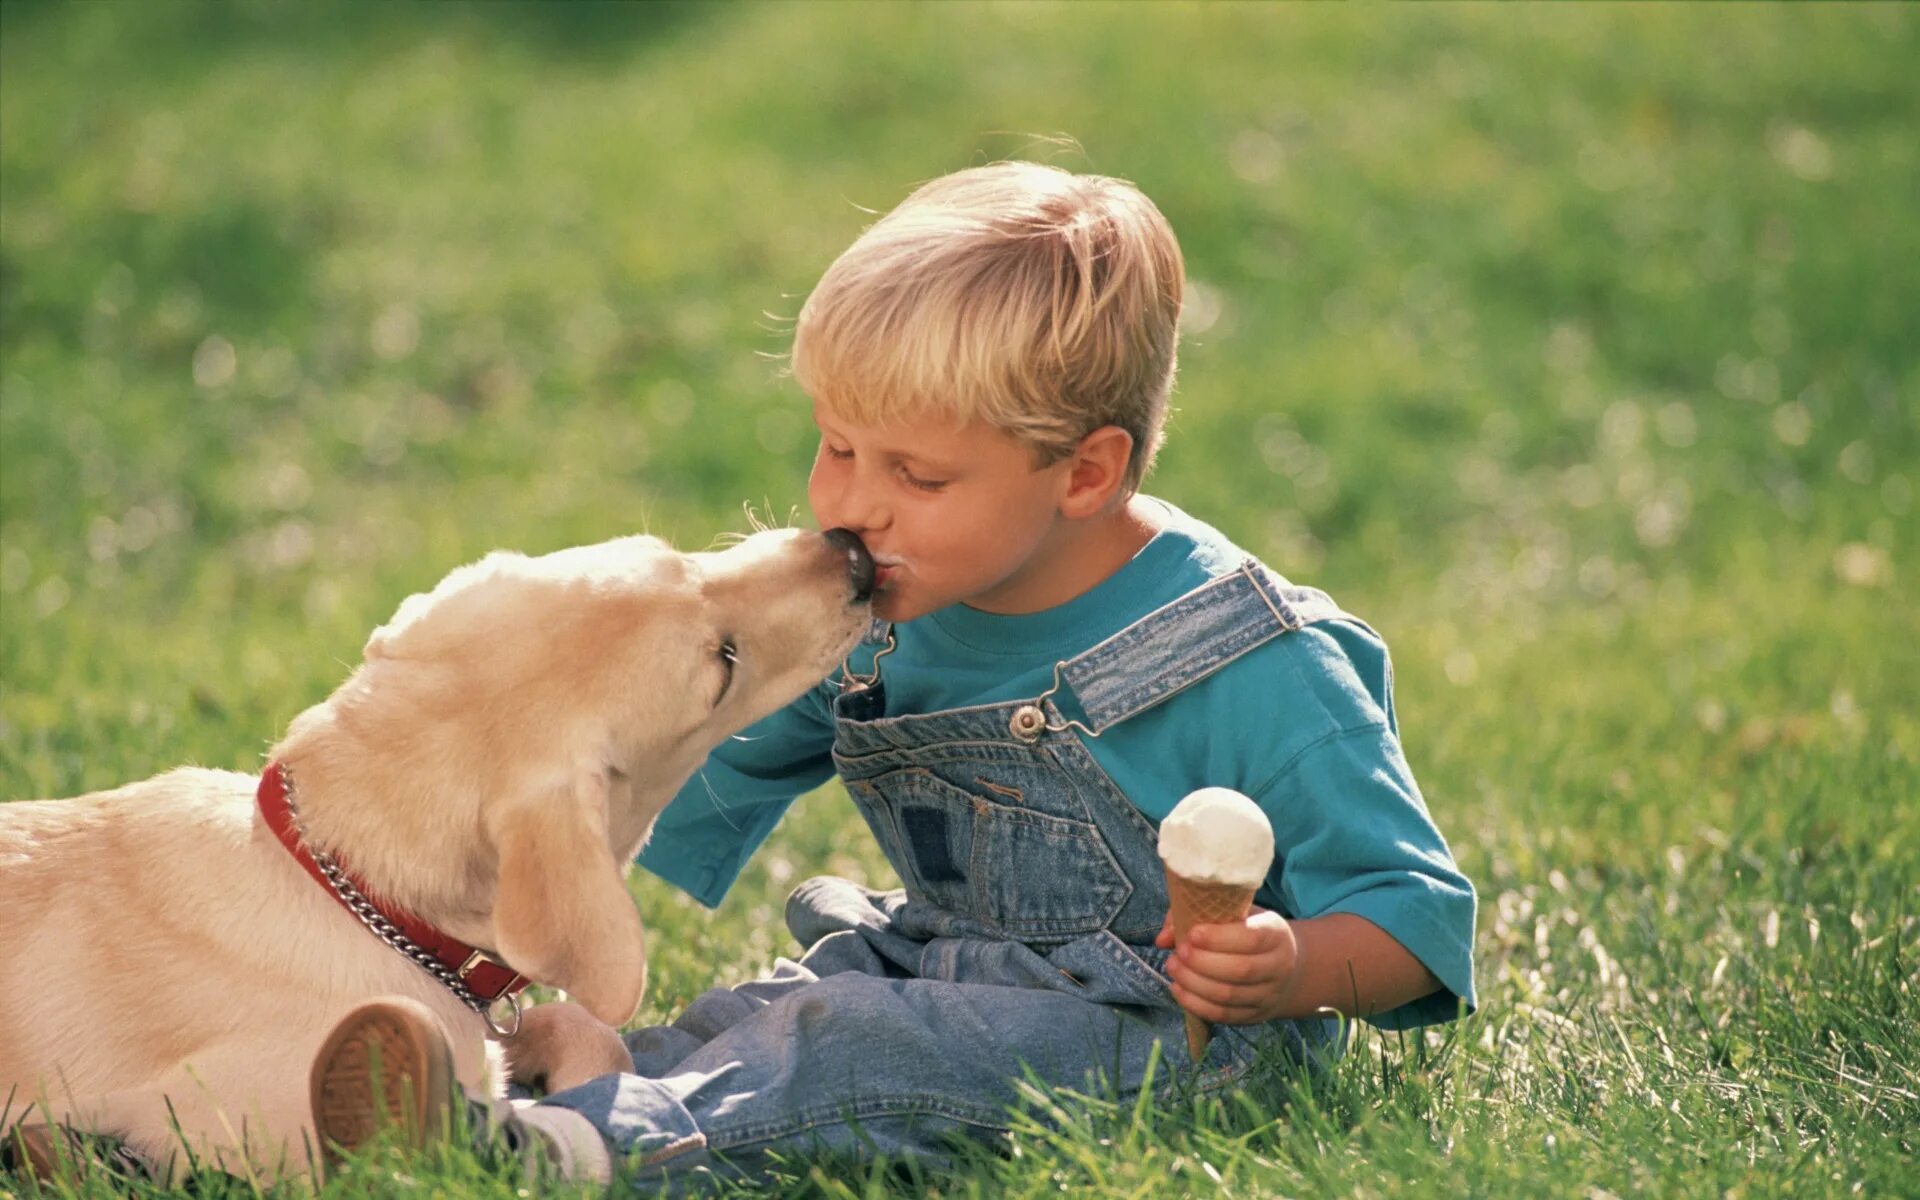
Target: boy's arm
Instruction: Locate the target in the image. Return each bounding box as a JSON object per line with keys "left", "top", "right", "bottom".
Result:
{"left": 1164, "top": 719, "right": 1477, "bottom": 1030}
{"left": 634, "top": 682, "right": 837, "bottom": 908}
{"left": 1278, "top": 912, "right": 1442, "bottom": 1017}
{"left": 1161, "top": 909, "right": 1442, "bottom": 1023}
{"left": 1156, "top": 619, "right": 1476, "bottom": 1029}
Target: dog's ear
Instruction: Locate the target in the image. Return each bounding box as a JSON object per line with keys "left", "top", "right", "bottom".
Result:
{"left": 488, "top": 766, "right": 646, "bottom": 1028}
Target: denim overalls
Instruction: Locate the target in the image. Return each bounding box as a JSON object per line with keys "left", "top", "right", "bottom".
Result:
{"left": 542, "top": 562, "right": 1352, "bottom": 1186}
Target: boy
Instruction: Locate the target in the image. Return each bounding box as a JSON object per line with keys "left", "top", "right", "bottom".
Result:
{"left": 313, "top": 161, "right": 1477, "bottom": 1187}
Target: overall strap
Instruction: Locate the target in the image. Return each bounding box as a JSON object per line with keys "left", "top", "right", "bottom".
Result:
{"left": 1052, "top": 560, "right": 1351, "bottom": 736}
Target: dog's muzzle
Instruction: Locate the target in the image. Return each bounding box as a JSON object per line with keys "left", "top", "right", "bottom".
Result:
{"left": 824, "top": 528, "right": 875, "bottom": 603}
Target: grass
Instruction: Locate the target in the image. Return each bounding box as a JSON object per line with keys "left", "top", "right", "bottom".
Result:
{"left": 2, "top": 2, "right": 1915, "bottom": 1196}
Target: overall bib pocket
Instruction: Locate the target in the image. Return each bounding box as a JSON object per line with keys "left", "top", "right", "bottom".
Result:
{"left": 843, "top": 776, "right": 962, "bottom": 909}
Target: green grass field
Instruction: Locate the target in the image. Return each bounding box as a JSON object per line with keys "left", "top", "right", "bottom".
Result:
{"left": 3, "top": 2, "right": 1915, "bottom": 1196}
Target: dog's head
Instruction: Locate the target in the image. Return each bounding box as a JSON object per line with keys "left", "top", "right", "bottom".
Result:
{"left": 282, "top": 528, "right": 872, "bottom": 1026}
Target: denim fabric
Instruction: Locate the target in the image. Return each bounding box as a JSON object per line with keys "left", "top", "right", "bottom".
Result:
{"left": 1058, "top": 562, "right": 1350, "bottom": 732}
{"left": 539, "top": 561, "right": 1351, "bottom": 1188}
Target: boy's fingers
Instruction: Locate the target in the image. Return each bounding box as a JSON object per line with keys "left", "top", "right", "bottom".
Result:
{"left": 1185, "top": 920, "right": 1268, "bottom": 956}
{"left": 1169, "top": 959, "right": 1262, "bottom": 1006}
{"left": 1166, "top": 913, "right": 1291, "bottom": 1025}
{"left": 1168, "top": 981, "right": 1264, "bottom": 1025}
{"left": 1175, "top": 917, "right": 1282, "bottom": 956}
{"left": 1178, "top": 945, "right": 1270, "bottom": 985}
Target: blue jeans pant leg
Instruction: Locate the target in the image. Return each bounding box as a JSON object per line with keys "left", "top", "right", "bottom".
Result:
{"left": 537, "top": 968, "right": 1182, "bottom": 1187}
{"left": 534, "top": 933, "right": 884, "bottom": 1170}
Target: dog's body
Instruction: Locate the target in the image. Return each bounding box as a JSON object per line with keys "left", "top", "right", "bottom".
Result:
{"left": 3, "top": 767, "right": 503, "bottom": 1177}
{"left": 1, "top": 528, "right": 872, "bottom": 1181}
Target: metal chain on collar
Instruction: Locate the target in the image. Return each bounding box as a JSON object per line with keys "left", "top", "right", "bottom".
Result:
{"left": 281, "top": 767, "right": 522, "bottom": 1037}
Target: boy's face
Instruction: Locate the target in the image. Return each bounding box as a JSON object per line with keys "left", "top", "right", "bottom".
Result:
{"left": 807, "top": 404, "right": 1072, "bottom": 623}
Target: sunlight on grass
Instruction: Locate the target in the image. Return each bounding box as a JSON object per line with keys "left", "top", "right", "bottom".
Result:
{"left": 2, "top": 1, "right": 1914, "bottom": 1195}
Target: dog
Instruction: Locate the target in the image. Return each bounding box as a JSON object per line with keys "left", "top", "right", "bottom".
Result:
{"left": 0, "top": 526, "right": 873, "bottom": 1182}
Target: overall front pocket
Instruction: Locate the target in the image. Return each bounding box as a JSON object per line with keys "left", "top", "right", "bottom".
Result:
{"left": 856, "top": 768, "right": 1132, "bottom": 939}
{"left": 967, "top": 797, "right": 1134, "bottom": 939}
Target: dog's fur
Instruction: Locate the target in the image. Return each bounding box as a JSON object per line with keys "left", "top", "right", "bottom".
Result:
{"left": 0, "top": 528, "right": 870, "bottom": 1181}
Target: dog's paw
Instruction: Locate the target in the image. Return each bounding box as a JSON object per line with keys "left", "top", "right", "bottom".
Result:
{"left": 499, "top": 1001, "right": 632, "bottom": 1095}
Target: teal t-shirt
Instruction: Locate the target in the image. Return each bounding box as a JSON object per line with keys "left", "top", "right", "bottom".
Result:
{"left": 637, "top": 499, "right": 1477, "bottom": 1029}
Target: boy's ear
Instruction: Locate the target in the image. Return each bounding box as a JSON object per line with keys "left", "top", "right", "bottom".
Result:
{"left": 1059, "top": 425, "right": 1136, "bottom": 518}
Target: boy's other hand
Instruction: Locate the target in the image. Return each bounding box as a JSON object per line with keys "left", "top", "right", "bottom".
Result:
{"left": 1155, "top": 906, "right": 1300, "bottom": 1025}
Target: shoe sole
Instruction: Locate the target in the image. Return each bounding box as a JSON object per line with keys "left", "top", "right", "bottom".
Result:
{"left": 2, "top": 1123, "right": 150, "bottom": 1183}
{"left": 309, "top": 999, "right": 455, "bottom": 1178}
{"left": 4, "top": 1124, "right": 65, "bottom": 1181}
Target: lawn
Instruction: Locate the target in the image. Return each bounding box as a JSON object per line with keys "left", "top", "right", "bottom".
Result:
{"left": 2, "top": 2, "right": 1915, "bottom": 1196}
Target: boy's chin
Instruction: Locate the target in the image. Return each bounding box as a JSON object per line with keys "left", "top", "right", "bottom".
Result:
{"left": 871, "top": 587, "right": 930, "bottom": 623}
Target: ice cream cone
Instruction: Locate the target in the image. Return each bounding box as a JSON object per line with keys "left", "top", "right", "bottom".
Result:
{"left": 1163, "top": 864, "right": 1260, "bottom": 1062}
{"left": 1157, "top": 787, "right": 1275, "bottom": 1064}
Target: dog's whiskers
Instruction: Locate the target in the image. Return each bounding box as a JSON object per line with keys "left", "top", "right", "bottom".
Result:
{"left": 732, "top": 500, "right": 807, "bottom": 539}
{"left": 695, "top": 770, "right": 745, "bottom": 832}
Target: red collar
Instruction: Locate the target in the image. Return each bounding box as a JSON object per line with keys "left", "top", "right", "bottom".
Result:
{"left": 257, "top": 760, "right": 528, "bottom": 1007}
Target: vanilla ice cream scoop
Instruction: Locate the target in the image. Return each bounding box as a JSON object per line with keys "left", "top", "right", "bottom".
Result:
{"left": 1157, "top": 787, "right": 1274, "bottom": 887}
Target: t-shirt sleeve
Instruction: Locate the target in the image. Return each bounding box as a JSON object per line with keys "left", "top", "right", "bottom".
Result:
{"left": 634, "top": 682, "right": 838, "bottom": 908}
{"left": 1252, "top": 722, "right": 1478, "bottom": 1031}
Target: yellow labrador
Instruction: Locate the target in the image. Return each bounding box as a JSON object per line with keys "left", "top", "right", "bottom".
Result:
{"left": 0, "top": 527, "right": 873, "bottom": 1182}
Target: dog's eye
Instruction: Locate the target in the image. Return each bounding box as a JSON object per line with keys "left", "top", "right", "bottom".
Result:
{"left": 714, "top": 639, "right": 738, "bottom": 703}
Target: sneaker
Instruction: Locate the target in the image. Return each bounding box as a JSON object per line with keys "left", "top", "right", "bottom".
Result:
{"left": 506, "top": 1101, "right": 615, "bottom": 1184}
{"left": 308, "top": 998, "right": 612, "bottom": 1185}
{"left": 1, "top": 1123, "right": 156, "bottom": 1184}
{"left": 309, "top": 997, "right": 458, "bottom": 1177}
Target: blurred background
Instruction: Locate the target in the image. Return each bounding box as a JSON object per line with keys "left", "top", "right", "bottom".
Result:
{"left": 1, "top": 5, "right": 1916, "bottom": 1184}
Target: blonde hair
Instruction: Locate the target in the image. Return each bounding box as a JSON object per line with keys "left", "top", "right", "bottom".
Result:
{"left": 791, "top": 161, "right": 1185, "bottom": 493}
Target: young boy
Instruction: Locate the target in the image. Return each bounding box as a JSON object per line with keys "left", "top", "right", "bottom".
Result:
{"left": 314, "top": 161, "right": 1477, "bottom": 1187}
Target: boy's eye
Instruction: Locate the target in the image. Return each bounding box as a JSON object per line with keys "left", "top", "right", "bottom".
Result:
{"left": 897, "top": 465, "right": 948, "bottom": 493}
{"left": 817, "top": 437, "right": 943, "bottom": 490}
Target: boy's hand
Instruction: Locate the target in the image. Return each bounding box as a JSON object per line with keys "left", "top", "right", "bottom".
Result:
{"left": 1155, "top": 905, "right": 1300, "bottom": 1025}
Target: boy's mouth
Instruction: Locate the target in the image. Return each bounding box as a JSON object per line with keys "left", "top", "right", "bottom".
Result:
{"left": 869, "top": 557, "right": 905, "bottom": 590}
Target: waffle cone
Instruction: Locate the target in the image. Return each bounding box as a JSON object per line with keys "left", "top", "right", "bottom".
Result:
{"left": 1163, "top": 865, "right": 1259, "bottom": 1061}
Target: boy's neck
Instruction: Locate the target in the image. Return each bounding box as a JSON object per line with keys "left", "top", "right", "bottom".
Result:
{"left": 964, "top": 495, "right": 1166, "bottom": 616}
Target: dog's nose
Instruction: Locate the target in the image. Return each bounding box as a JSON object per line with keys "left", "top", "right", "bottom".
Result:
{"left": 823, "top": 528, "right": 874, "bottom": 602}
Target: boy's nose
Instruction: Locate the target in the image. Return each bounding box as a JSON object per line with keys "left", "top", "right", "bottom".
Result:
{"left": 829, "top": 481, "right": 889, "bottom": 537}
